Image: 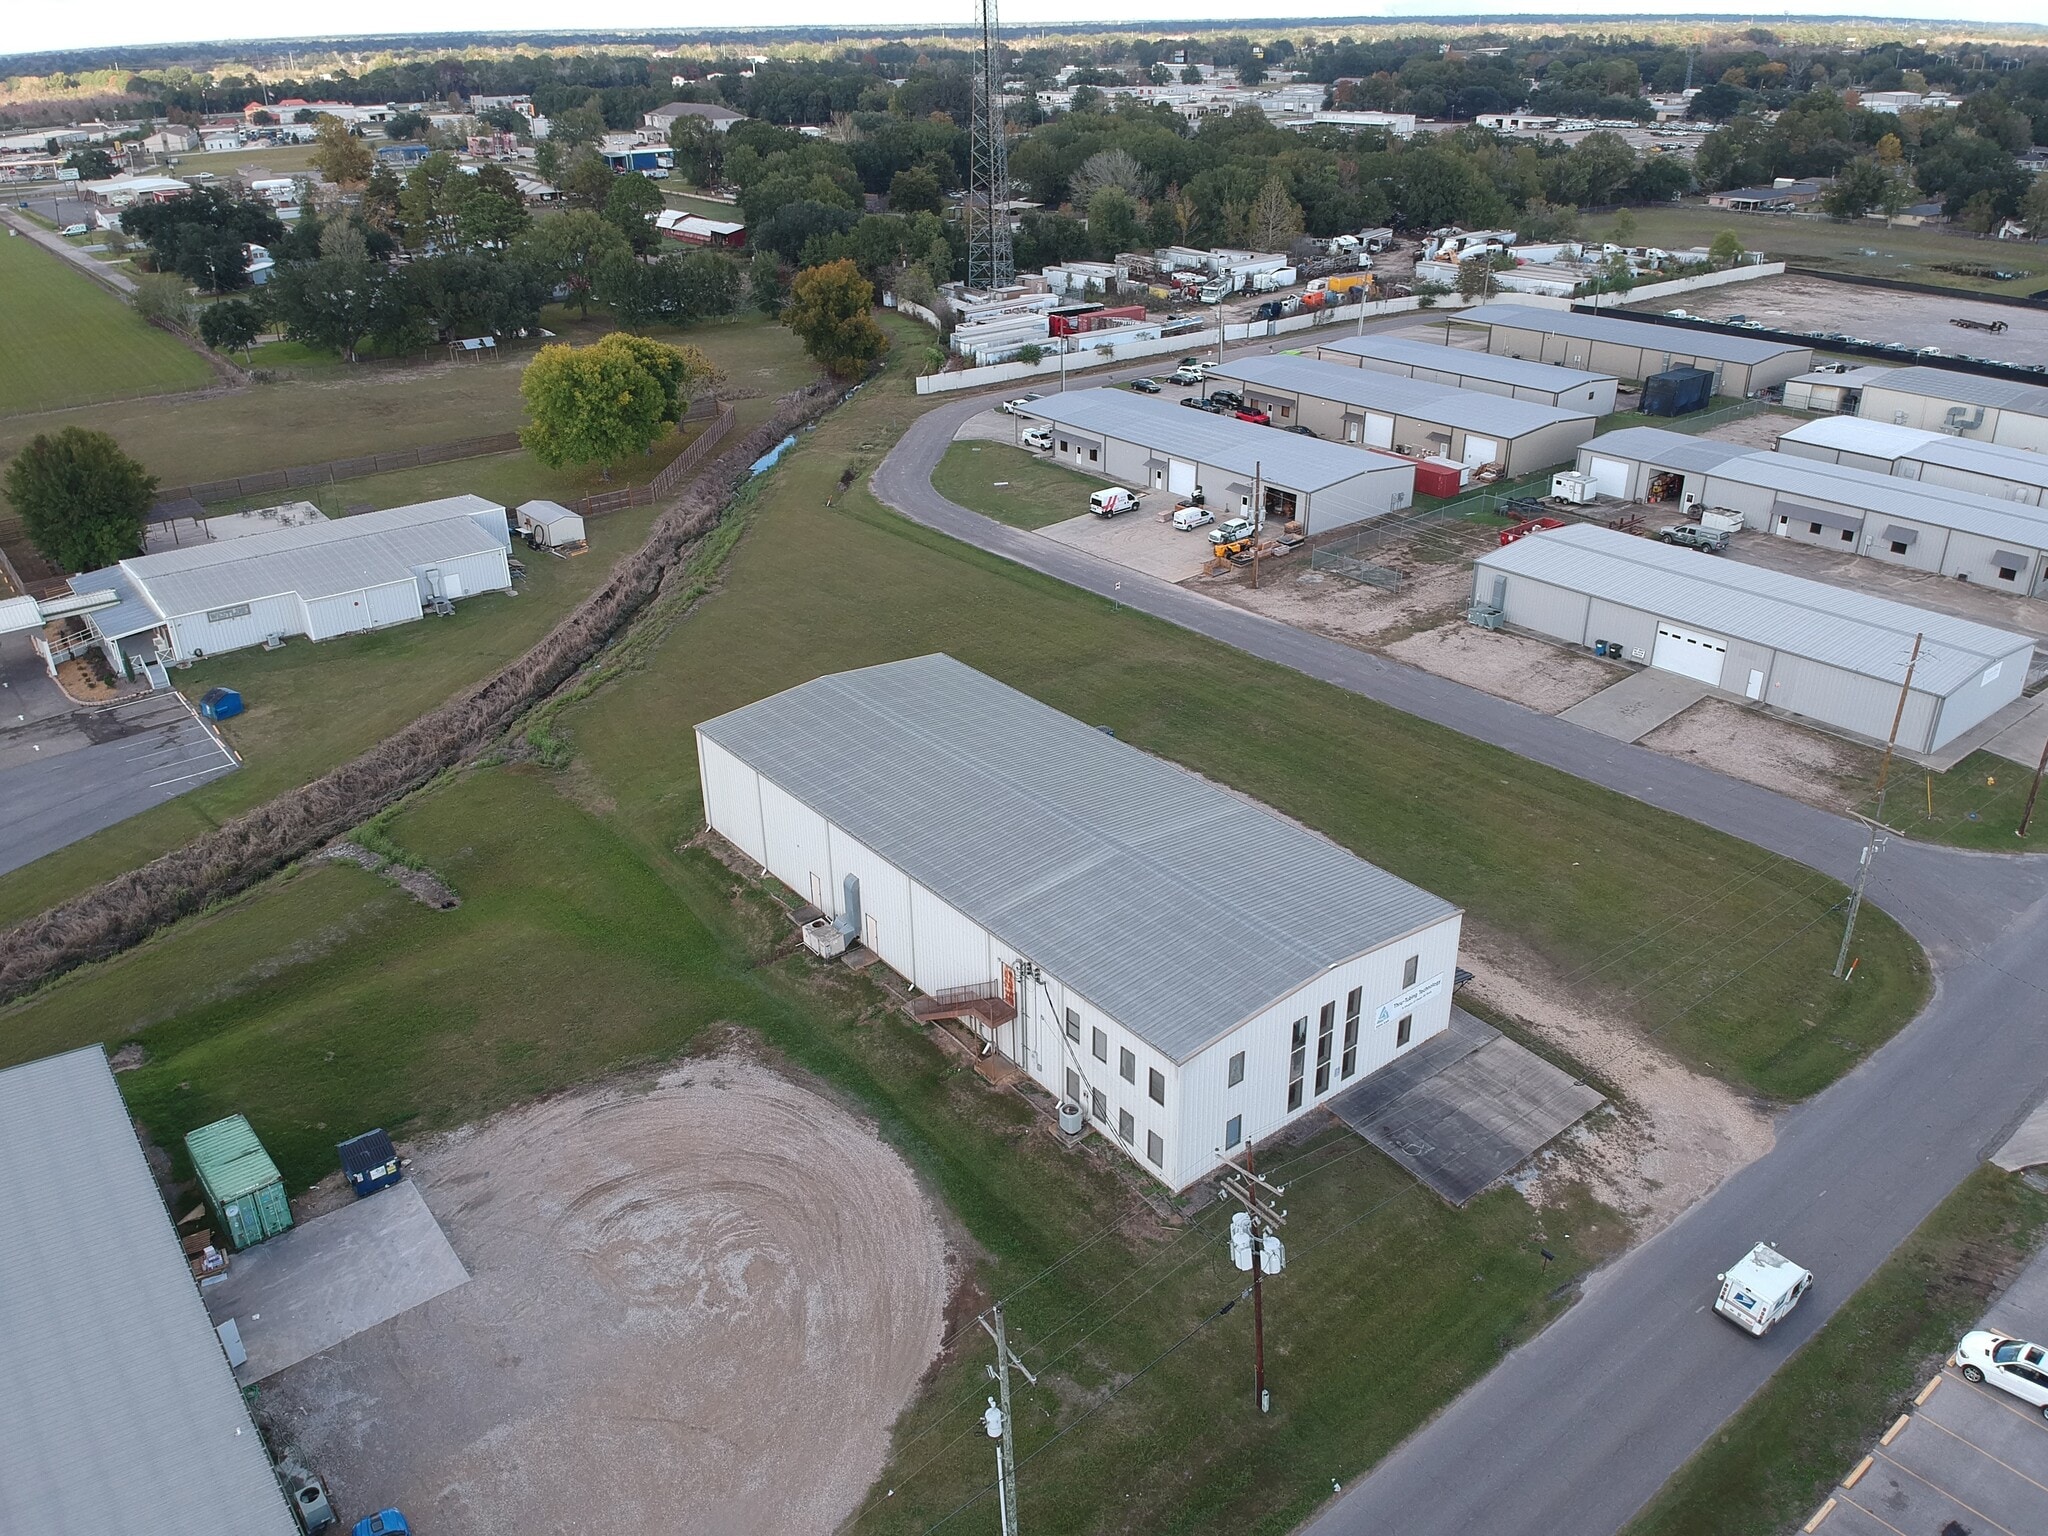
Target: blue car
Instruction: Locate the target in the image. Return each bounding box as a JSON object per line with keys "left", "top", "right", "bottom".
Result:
{"left": 353, "top": 1512, "right": 410, "bottom": 1536}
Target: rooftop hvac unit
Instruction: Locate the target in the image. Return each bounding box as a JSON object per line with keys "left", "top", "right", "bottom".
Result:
{"left": 802, "top": 917, "right": 848, "bottom": 959}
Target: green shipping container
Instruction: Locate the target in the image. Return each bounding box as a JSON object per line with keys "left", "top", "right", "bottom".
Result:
{"left": 185, "top": 1115, "right": 293, "bottom": 1251}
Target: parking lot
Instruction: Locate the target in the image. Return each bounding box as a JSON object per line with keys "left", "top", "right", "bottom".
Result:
{"left": 1810, "top": 1227, "right": 2048, "bottom": 1536}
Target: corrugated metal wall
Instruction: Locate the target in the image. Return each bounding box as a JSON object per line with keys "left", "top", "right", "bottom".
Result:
{"left": 757, "top": 777, "right": 834, "bottom": 907}
{"left": 697, "top": 737, "right": 766, "bottom": 863}
{"left": 1929, "top": 643, "right": 2030, "bottom": 747}
{"left": 167, "top": 591, "right": 302, "bottom": 659}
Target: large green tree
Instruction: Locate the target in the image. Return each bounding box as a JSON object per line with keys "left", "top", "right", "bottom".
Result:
{"left": 519, "top": 333, "right": 713, "bottom": 476}
{"left": 3, "top": 428, "right": 157, "bottom": 573}
{"left": 514, "top": 210, "right": 632, "bottom": 316}
{"left": 603, "top": 172, "right": 668, "bottom": 254}
{"left": 782, "top": 258, "right": 888, "bottom": 380}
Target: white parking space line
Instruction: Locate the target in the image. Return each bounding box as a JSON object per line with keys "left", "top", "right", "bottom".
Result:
{"left": 150, "top": 762, "right": 237, "bottom": 791}
{"left": 1913, "top": 1410, "right": 2048, "bottom": 1496}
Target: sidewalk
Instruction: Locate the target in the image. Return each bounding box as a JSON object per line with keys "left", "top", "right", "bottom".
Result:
{"left": 1, "top": 209, "right": 136, "bottom": 294}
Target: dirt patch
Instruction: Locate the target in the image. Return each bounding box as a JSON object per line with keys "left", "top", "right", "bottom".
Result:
{"left": 318, "top": 841, "right": 460, "bottom": 909}
{"left": 1386, "top": 620, "right": 1622, "bottom": 713}
{"left": 260, "top": 1053, "right": 948, "bottom": 1536}
{"left": 1200, "top": 558, "right": 1473, "bottom": 645}
{"left": 1698, "top": 409, "right": 1808, "bottom": 452}
{"left": 1640, "top": 698, "right": 1872, "bottom": 814}
{"left": 1461, "top": 923, "right": 1776, "bottom": 1235}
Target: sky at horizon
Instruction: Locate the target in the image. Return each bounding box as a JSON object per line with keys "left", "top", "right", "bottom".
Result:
{"left": 7, "top": 4, "right": 2042, "bottom": 65}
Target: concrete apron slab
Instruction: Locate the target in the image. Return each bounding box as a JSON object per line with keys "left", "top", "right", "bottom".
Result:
{"left": 1981, "top": 695, "right": 2048, "bottom": 773}
{"left": 1991, "top": 1095, "right": 2048, "bottom": 1173}
{"left": 203, "top": 1178, "right": 469, "bottom": 1383}
{"left": 1558, "top": 668, "right": 1711, "bottom": 744}
{"left": 1327, "top": 1007, "right": 1606, "bottom": 1206}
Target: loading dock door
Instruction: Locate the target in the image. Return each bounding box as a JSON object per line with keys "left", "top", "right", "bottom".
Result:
{"left": 1583, "top": 455, "right": 1629, "bottom": 499}
{"left": 1169, "top": 459, "right": 1196, "bottom": 497}
{"left": 1462, "top": 434, "right": 1500, "bottom": 468}
{"left": 1651, "top": 622, "right": 1728, "bottom": 687}
{"left": 1363, "top": 413, "right": 1395, "bottom": 449}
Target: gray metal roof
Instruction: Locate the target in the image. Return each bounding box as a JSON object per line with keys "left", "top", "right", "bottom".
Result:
{"left": 70, "top": 565, "right": 162, "bottom": 642}
{"left": 697, "top": 656, "right": 1460, "bottom": 1062}
{"left": 122, "top": 497, "right": 506, "bottom": 618}
{"left": 1476, "top": 523, "right": 2032, "bottom": 696}
{"left": 1317, "top": 332, "right": 1616, "bottom": 392}
{"left": 1463, "top": 303, "right": 1811, "bottom": 365}
{"left": 1859, "top": 366, "right": 2048, "bottom": 416}
{"left": 0, "top": 1048, "right": 295, "bottom": 1536}
{"left": 1904, "top": 436, "right": 2048, "bottom": 491}
{"left": 1021, "top": 389, "right": 1411, "bottom": 493}
{"left": 1579, "top": 425, "right": 1754, "bottom": 475}
{"left": 1775, "top": 416, "right": 1942, "bottom": 459}
{"left": 1209, "top": 353, "right": 1594, "bottom": 437}
{"left": 1712, "top": 454, "right": 2048, "bottom": 549}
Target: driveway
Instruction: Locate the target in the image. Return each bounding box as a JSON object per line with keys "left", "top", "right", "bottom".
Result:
{"left": 0, "top": 690, "right": 238, "bottom": 876}
{"left": 0, "top": 208, "right": 135, "bottom": 293}
{"left": 874, "top": 376, "right": 2048, "bottom": 1536}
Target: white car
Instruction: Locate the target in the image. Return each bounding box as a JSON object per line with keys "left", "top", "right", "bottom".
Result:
{"left": 1171, "top": 505, "right": 1213, "bottom": 530}
{"left": 995, "top": 394, "right": 1043, "bottom": 416}
{"left": 1954, "top": 1331, "right": 2048, "bottom": 1419}
{"left": 1020, "top": 426, "right": 1052, "bottom": 451}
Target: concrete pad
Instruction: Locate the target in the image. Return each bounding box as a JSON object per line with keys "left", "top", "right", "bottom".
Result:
{"left": 1991, "top": 1096, "right": 2048, "bottom": 1174}
{"left": 1920, "top": 1376, "right": 2048, "bottom": 1474}
{"left": 1881, "top": 1410, "right": 2048, "bottom": 1534}
{"left": 1038, "top": 509, "right": 1221, "bottom": 583}
{"left": 1327, "top": 1008, "right": 1605, "bottom": 1205}
{"left": 1559, "top": 669, "right": 1711, "bottom": 744}
{"left": 203, "top": 1179, "right": 469, "bottom": 1383}
{"left": 1983, "top": 696, "right": 2048, "bottom": 774}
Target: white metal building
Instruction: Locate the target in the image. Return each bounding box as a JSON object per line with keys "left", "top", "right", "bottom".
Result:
{"left": 515, "top": 499, "right": 589, "bottom": 549}
{"left": 1473, "top": 525, "right": 2031, "bottom": 752}
{"left": 696, "top": 656, "right": 1465, "bottom": 1190}
{"left": 1313, "top": 331, "right": 1619, "bottom": 414}
{"left": 1205, "top": 352, "right": 1597, "bottom": 474}
{"left": 1856, "top": 367, "right": 2048, "bottom": 451}
{"left": 1780, "top": 364, "right": 1893, "bottom": 415}
{"left": 0, "top": 1047, "right": 297, "bottom": 1536}
{"left": 1776, "top": 416, "right": 2048, "bottom": 506}
{"left": 73, "top": 496, "right": 513, "bottom": 673}
{"left": 1570, "top": 427, "right": 2048, "bottom": 595}
{"left": 1459, "top": 303, "right": 1814, "bottom": 396}
{"left": 1019, "top": 389, "right": 1415, "bottom": 532}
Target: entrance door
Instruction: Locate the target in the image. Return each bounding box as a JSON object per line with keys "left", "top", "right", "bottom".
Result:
{"left": 1363, "top": 412, "right": 1395, "bottom": 449}
{"left": 1651, "top": 622, "right": 1728, "bottom": 687}
{"left": 1168, "top": 459, "right": 1196, "bottom": 496}
{"left": 1462, "top": 434, "right": 1500, "bottom": 468}
{"left": 1584, "top": 455, "right": 1629, "bottom": 499}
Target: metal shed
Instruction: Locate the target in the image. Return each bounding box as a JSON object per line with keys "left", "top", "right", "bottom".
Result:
{"left": 1312, "top": 331, "right": 1619, "bottom": 414}
{"left": 1204, "top": 353, "right": 1597, "bottom": 475}
{"left": 1778, "top": 416, "right": 2048, "bottom": 507}
{"left": 1019, "top": 388, "right": 1416, "bottom": 533}
{"left": 186, "top": 1114, "right": 294, "bottom": 1251}
{"left": 0, "top": 1049, "right": 296, "bottom": 1535}
{"left": 1460, "top": 303, "right": 1813, "bottom": 397}
{"left": 514, "top": 499, "right": 588, "bottom": 550}
{"left": 1474, "top": 524, "right": 2031, "bottom": 752}
{"left": 1856, "top": 367, "right": 2048, "bottom": 452}
{"left": 696, "top": 655, "right": 1463, "bottom": 1191}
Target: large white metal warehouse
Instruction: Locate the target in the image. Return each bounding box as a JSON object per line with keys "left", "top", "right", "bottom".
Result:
{"left": 1473, "top": 525, "right": 2031, "bottom": 752}
{"left": 1204, "top": 352, "right": 1597, "bottom": 474}
{"left": 697, "top": 655, "right": 1465, "bottom": 1190}
{"left": 72, "top": 495, "right": 513, "bottom": 674}
{"left": 0, "top": 1047, "right": 296, "bottom": 1536}
{"left": 1458, "top": 303, "right": 1813, "bottom": 396}
{"left": 1020, "top": 388, "right": 1415, "bottom": 532}
{"left": 1856, "top": 367, "right": 2048, "bottom": 451}
{"left": 1778, "top": 415, "right": 2048, "bottom": 506}
{"left": 1572, "top": 427, "right": 2048, "bottom": 596}
{"left": 1313, "top": 331, "right": 1619, "bottom": 414}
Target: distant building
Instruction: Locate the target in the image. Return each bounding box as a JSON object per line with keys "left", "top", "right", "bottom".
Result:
{"left": 644, "top": 101, "right": 747, "bottom": 135}
{"left": 141, "top": 124, "right": 200, "bottom": 155}
{"left": 1706, "top": 178, "right": 1831, "bottom": 211}
{"left": 77, "top": 172, "right": 190, "bottom": 208}
{"left": 653, "top": 210, "right": 746, "bottom": 247}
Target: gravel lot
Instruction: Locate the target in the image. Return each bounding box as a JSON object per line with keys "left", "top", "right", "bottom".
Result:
{"left": 261, "top": 1055, "right": 948, "bottom": 1535}
{"left": 1630, "top": 272, "right": 2048, "bottom": 365}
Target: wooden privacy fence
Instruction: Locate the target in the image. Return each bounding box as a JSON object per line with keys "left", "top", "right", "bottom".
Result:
{"left": 569, "top": 401, "right": 738, "bottom": 519}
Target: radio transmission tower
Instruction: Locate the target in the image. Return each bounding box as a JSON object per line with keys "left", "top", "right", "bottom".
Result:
{"left": 968, "top": 0, "right": 1014, "bottom": 292}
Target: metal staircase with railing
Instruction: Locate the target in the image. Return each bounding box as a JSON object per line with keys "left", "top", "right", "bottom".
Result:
{"left": 909, "top": 982, "right": 1018, "bottom": 1028}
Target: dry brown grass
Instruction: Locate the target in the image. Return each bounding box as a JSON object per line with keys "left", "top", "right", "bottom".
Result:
{"left": 0, "top": 380, "right": 841, "bottom": 1002}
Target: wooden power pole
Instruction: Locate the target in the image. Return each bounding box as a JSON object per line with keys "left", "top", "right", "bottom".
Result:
{"left": 1836, "top": 632, "right": 1920, "bottom": 979}
{"left": 1219, "top": 1147, "right": 1287, "bottom": 1414}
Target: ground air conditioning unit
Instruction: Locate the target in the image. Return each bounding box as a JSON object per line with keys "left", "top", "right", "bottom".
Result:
{"left": 802, "top": 918, "right": 848, "bottom": 959}
{"left": 1550, "top": 471, "right": 1599, "bottom": 505}
{"left": 1468, "top": 605, "right": 1505, "bottom": 631}
{"left": 1057, "top": 1101, "right": 1085, "bottom": 1135}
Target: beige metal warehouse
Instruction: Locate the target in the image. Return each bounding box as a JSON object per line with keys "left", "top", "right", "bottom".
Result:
{"left": 1780, "top": 364, "right": 1893, "bottom": 414}
{"left": 1020, "top": 388, "right": 1415, "bottom": 532}
{"left": 1204, "top": 353, "right": 1597, "bottom": 475}
{"left": 1472, "top": 524, "right": 2031, "bottom": 752}
{"left": 1459, "top": 303, "right": 1813, "bottom": 396}
{"left": 1855, "top": 367, "right": 2048, "bottom": 452}
{"left": 1311, "top": 331, "right": 1619, "bottom": 414}
{"left": 1776, "top": 416, "right": 2048, "bottom": 506}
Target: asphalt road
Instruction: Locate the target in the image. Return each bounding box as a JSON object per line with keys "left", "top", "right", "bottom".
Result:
{"left": 874, "top": 378, "right": 2048, "bottom": 1536}
{"left": 0, "top": 690, "right": 238, "bottom": 878}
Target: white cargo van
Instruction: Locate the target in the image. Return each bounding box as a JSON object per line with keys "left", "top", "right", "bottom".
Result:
{"left": 1713, "top": 1243, "right": 1813, "bottom": 1336}
{"left": 1089, "top": 487, "right": 1138, "bottom": 518}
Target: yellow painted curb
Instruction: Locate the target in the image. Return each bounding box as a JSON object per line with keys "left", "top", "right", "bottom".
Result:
{"left": 1842, "top": 1455, "right": 1874, "bottom": 1489}
{"left": 1803, "top": 1496, "right": 1838, "bottom": 1532}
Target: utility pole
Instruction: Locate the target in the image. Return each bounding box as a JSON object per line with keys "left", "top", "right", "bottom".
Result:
{"left": 1252, "top": 459, "right": 1262, "bottom": 589}
{"left": 980, "top": 1301, "right": 1035, "bottom": 1535}
{"left": 1835, "top": 632, "right": 1919, "bottom": 978}
{"left": 2019, "top": 731, "right": 2048, "bottom": 838}
{"left": 1219, "top": 1147, "right": 1287, "bottom": 1414}
{"left": 1214, "top": 298, "right": 1225, "bottom": 368}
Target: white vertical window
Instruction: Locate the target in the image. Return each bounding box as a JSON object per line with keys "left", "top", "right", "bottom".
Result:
{"left": 1314, "top": 1002, "right": 1335, "bottom": 1095}
{"left": 1287, "top": 1018, "right": 1307, "bottom": 1111}
{"left": 1342, "top": 988, "right": 1362, "bottom": 1079}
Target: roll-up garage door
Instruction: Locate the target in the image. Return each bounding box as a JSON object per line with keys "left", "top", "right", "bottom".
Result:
{"left": 1169, "top": 459, "right": 1196, "bottom": 496}
{"left": 1462, "top": 434, "right": 1500, "bottom": 468}
{"left": 1583, "top": 455, "right": 1629, "bottom": 499}
{"left": 1363, "top": 413, "right": 1395, "bottom": 449}
{"left": 1651, "top": 622, "right": 1728, "bottom": 687}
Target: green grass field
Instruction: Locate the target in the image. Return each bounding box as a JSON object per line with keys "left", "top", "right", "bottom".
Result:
{"left": 0, "top": 228, "right": 213, "bottom": 415}
{"left": 932, "top": 439, "right": 1116, "bottom": 528}
{"left": 1624, "top": 1165, "right": 2048, "bottom": 1536}
{"left": 1601, "top": 204, "right": 2048, "bottom": 297}
{"left": 0, "top": 317, "right": 1936, "bottom": 1536}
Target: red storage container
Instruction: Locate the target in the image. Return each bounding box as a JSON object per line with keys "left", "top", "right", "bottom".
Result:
{"left": 1412, "top": 458, "right": 1464, "bottom": 498}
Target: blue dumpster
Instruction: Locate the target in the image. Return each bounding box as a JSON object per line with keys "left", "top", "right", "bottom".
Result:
{"left": 198, "top": 686, "right": 243, "bottom": 721}
{"left": 337, "top": 1128, "right": 403, "bottom": 1198}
